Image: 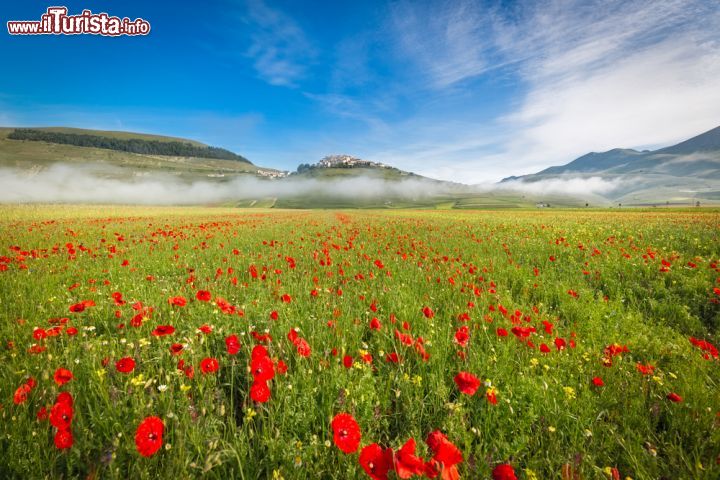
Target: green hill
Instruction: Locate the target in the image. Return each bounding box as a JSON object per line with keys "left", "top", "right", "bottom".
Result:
{"left": 293, "top": 165, "right": 424, "bottom": 181}
{"left": 10, "top": 126, "right": 209, "bottom": 146}
{"left": 0, "top": 127, "right": 284, "bottom": 180}
{"left": 7, "top": 128, "right": 251, "bottom": 163}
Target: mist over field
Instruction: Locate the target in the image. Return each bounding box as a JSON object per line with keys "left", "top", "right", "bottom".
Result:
{"left": 0, "top": 164, "right": 448, "bottom": 204}
{"left": 492, "top": 176, "right": 623, "bottom": 196}
{"left": 0, "top": 164, "right": 627, "bottom": 205}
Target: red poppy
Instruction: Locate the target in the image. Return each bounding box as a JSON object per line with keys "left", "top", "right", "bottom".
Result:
{"left": 29, "top": 344, "right": 46, "bottom": 354}
{"left": 251, "top": 345, "right": 269, "bottom": 359}
{"left": 496, "top": 328, "right": 508, "bottom": 337}
{"left": 422, "top": 431, "right": 447, "bottom": 453}
{"left": 394, "top": 438, "right": 425, "bottom": 479}
{"left": 486, "top": 388, "right": 498, "bottom": 405}
{"left": 343, "top": 355, "right": 353, "bottom": 368}
{"left": 13, "top": 383, "right": 32, "bottom": 405}
{"left": 604, "top": 344, "right": 629, "bottom": 357}
{"left": 540, "top": 343, "right": 551, "bottom": 353}
{"left": 169, "top": 343, "right": 184, "bottom": 355}
{"left": 667, "top": 392, "right": 683, "bottom": 403}
{"left": 37, "top": 406, "right": 48, "bottom": 421}
{"left": 270, "top": 310, "right": 279, "bottom": 321}
{"left": 168, "top": 296, "right": 187, "bottom": 307}
{"left": 251, "top": 331, "right": 273, "bottom": 343}
{"left": 49, "top": 402, "right": 73, "bottom": 430}
{"left": 689, "top": 337, "right": 719, "bottom": 359}
{"left": 592, "top": 376, "right": 605, "bottom": 387}
{"left": 281, "top": 293, "right": 292, "bottom": 303}
{"left": 287, "top": 328, "right": 299, "bottom": 342}
{"left": 135, "top": 416, "right": 164, "bottom": 457}
{"left": 47, "top": 326, "right": 63, "bottom": 337}
{"left": 198, "top": 324, "right": 213, "bottom": 334}
{"left": 115, "top": 357, "right": 136, "bottom": 373}
{"left": 511, "top": 326, "right": 536, "bottom": 339}
{"left": 331, "top": 413, "right": 362, "bottom": 454}
{"left": 426, "top": 430, "right": 462, "bottom": 480}
{"left": 492, "top": 463, "right": 517, "bottom": 480}
{"left": 454, "top": 326, "right": 469, "bottom": 347}
{"left": 454, "top": 371, "right": 481, "bottom": 395}
{"left": 385, "top": 352, "right": 400, "bottom": 363}
{"left": 251, "top": 355, "right": 275, "bottom": 381}
{"left": 359, "top": 443, "right": 393, "bottom": 480}
{"left": 370, "top": 317, "right": 382, "bottom": 330}
{"left": 225, "top": 334, "right": 241, "bottom": 355}
{"left": 33, "top": 328, "right": 47, "bottom": 340}
{"left": 152, "top": 325, "right": 175, "bottom": 336}
{"left": 54, "top": 429, "right": 73, "bottom": 449}
{"left": 68, "top": 302, "right": 86, "bottom": 313}
{"left": 196, "top": 290, "right": 212, "bottom": 302}
{"left": 554, "top": 337, "right": 567, "bottom": 350}
{"left": 200, "top": 357, "right": 219, "bottom": 374}
{"left": 294, "top": 337, "right": 311, "bottom": 357}
{"left": 422, "top": 306, "right": 435, "bottom": 319}
{"left": 276, "top": 359, "right": 288, "bottom": 374}
{"left": 53, "top": 368, "right": 73, "bottom": 386}
{"left": 602, "top": 343, "right": 629, "bottom": 366}
{"left": 250, "top": 380, "right": 271, "bottom": 403}
{"left": 636, "top": 363, "right": 655, "bottom": 376}
{"left": 56, "top": 391, "right": 73, "bottom": 406}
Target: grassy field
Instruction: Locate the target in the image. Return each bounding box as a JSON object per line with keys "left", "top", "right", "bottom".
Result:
{"left": 1, "top": 206, "right": 719, "bottom": 479}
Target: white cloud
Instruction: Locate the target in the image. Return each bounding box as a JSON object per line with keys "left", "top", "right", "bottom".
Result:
{"left": 362, "top": 0, "right": 720, "bottom": 183}
{"left": 389, "top": 0, "right": 492, "bottom": 87}
{"left": 242, "top": 0, "right": 315, "bottom": 87}
{"left": 493, "top": 0, "right": 720, "bottom": 177}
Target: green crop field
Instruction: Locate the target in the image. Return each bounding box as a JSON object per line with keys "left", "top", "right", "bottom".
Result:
{"left": 1, "top": 206, "right": 719, "bottom": 479}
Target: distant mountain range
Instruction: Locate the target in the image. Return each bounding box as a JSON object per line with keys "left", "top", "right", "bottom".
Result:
{"left": 501, "top": 126, "right": 720, "bottom": 205}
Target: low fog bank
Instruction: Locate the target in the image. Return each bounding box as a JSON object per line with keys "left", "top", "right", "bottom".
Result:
{"left": 0, "top": 164, "right": 625, "bottom": 205}
{"left": 0, "top": 164, "right": 451, "bottom": 205}
{"left": 490, "top": 176, "right": 623, "bottom": 197}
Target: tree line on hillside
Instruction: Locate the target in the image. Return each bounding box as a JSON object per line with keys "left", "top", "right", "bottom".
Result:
{"left": 8, "top": 128, "right": 251, "bottom": 163}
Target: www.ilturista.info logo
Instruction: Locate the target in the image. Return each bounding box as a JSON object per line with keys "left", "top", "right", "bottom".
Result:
{"left": 7, "top": 6, "right": 150, "bottom": 36}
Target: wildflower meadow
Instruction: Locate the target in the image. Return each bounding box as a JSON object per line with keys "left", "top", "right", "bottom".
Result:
{"left": 1, "top": 205, "right": 719, "bottom": 479}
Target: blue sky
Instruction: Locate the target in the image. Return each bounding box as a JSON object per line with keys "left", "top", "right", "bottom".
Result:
{"left": 1, "top": 0, "right": 719, "bottom": 182}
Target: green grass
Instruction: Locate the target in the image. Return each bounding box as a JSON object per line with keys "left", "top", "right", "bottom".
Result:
{"left": 1, "top": 206, "right": 719, "bottom": 479}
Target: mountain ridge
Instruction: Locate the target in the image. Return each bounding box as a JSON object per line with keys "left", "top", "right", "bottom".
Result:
{"left": 503, "top": 125, "right": 720, "bottom": 181}
{"left": 500, "top": 125, "right": 720, "bottom": 204}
